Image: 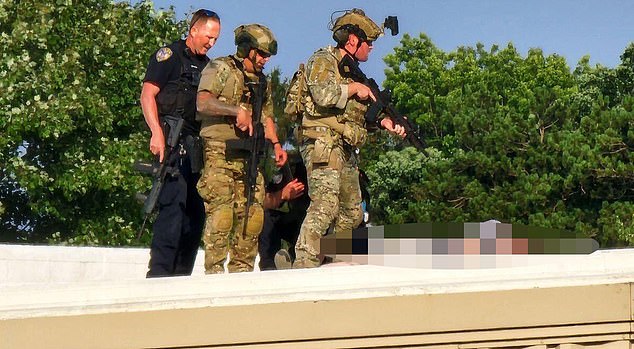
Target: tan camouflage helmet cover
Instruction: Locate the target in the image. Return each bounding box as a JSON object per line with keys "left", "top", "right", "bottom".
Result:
{"left": 331, "top": 8, "right": 383, "bottom": 42}
{"left": 234, "top": 24, "right": 278, "bottom": 57}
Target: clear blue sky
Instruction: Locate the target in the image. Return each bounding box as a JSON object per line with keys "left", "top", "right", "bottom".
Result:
{"left": 145, "top": 0, "right": 634, "bottom": 84}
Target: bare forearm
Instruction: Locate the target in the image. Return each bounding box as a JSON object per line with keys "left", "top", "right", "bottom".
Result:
{"left": 264, "top": 117, "right": 280, "bottom": 143}
{"left": 264, "top": 191, "right": 283, "bottom": 209}
{"left": 196, "top": 92, "right": 240, "bottom": 120}
{"left": 141, "top": 100, "right": 161, "bottom": 135}
{"left": 140, "top": 84, "right": 162, "bottom": 135}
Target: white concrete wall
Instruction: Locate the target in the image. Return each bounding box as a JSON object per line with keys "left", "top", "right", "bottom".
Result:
{"left": 0, "top": 242, "right": 621, "bottom": 286}
{"left": 1, "top": 248, "right": 634, "bottom": 349}
{"left": 0, "top": 244, "right": 205, "bottom": 285}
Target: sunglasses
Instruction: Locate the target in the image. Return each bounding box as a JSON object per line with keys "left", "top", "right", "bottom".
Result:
{"left": 190, "top": 9, "right": 220, "bottom": 28}
{"left": 256, "top": 49, "right": 271, "bottom": 58}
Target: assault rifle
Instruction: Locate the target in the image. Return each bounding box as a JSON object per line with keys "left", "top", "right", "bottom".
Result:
{"left": 226, "top": 74, "right": 268, "bottom": 237}
{"left": 242, "top": 75, "right": 266, "bottom": 236}
{"left": 135, "top": 117, "right": 184, "bottom": 240}
{"left": 338, "top": 55, "right": 426, "bottom": 152}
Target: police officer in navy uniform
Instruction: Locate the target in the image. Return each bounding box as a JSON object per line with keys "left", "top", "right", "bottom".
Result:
{"left": 140, "top": 9, "right": 221, "bottom": 277}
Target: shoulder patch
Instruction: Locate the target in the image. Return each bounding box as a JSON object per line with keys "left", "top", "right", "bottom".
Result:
{"left": 156, "top": 47, "right": 173, "bottom": 62}
{"left": 272, "top": 173, "right": 284, "bottom": 185}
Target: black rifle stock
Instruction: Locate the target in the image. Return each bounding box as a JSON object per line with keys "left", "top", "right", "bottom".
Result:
{"left": 135, "top": 117, "right": 184, "bottom": 240}
{"left": 339, "top": 55, "right": 426, "bottom": 152}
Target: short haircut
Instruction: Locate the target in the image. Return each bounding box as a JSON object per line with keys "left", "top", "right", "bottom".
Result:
{"left": 189, "top": 9, "right": 220, "bottom": 30}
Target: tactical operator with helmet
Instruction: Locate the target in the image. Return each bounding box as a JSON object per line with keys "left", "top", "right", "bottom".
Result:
{"left": 140, "top": 9, "right": 221, "bottom": 277}
{"left": 293, "top": 9, "right": 406, "bottom": 268}
{"left": 196, "top": 24, "right": 287, "bottom": 273}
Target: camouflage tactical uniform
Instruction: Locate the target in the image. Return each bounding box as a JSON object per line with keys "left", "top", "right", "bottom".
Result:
{"left": 196, "top": 55, "right": 273, "bottom": 273}
{"left": 292, "top": 8, "right": 386, "bottom": 268}
{"left": 293, "top": 45, "right": 369, "bottom": 268}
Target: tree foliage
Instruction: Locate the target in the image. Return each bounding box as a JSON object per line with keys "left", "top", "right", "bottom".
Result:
{"left": 367, "top": 34, "right": 634, "bottom": 246}
{"left": 2, "top": 2, "right": 633, "bottom": 248}
{"left": 0, "top": 0, "right": 184, "bottom": 244}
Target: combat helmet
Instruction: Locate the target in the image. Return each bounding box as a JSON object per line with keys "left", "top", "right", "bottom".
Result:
{"left": 235, "top": 24, "right": 278, "bottom": 58}
{"left": 330, "top": 8, "right": 383, "bottom": 45}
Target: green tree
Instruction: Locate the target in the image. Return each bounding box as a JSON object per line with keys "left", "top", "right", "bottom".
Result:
{"left": 269, "top": 67, "right": 292, "bottom": 141}
{"left": 367, "top": 33, "right": 634, "bottom": 246}
{"left": 262, "top": 67, "right": 296, "bottom": 181}
{"left": 0, "top": 0, "right": 184, "bottom": 244}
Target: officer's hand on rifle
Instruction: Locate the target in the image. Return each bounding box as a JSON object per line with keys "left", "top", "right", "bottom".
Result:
{"left": 349, "top": 82, "right": 376, "bottom": 102}
{"left": 380, "top": 117, "right": 407, "bottom": 138}
{"left": 236, "top": 106, "right": 254, "bottom": 136}
{"left": 150, "top": 130, "right": 166, "bottom": 163}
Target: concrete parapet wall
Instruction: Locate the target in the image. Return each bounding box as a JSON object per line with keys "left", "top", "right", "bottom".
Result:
{"left": 1, "top": 246, "right": 633, "bottom": 348}
{"left": 0, "top": 244, "right": 204, "bottom": 285}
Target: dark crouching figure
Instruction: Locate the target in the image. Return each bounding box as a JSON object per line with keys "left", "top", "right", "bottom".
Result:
{"left": 259, "top": 158, "right": 309, "bottom": 270}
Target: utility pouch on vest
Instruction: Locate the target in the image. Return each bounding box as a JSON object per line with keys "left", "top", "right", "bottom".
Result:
{"left": 342, "top": 122, "right": 368, "bottom": 148}
{"left": 312, "top": 130, "right": 337, "bottom": 164}
{"left": 284, "top": 63, "right": 307, "bottom": 121}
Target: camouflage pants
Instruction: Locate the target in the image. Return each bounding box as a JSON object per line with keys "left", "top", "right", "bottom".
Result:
{"left": 293, "top": 142, "right": 363, "bottom": 268}
{"left": 197, "top": 140, "right": 265, "bottom": 274}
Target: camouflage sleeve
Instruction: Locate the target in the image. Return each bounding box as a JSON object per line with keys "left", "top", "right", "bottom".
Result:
{"left": 198, "top": 59, "right": 231, "bottom": 95}
{"left": 306, "top": 52, "right": 348, "bottom": 110}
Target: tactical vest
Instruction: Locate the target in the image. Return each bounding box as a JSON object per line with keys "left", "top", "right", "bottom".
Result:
{"left": 155, "top": 43, "right": 204, "bottom": 129}
{"left": 301, "top": 46, "right": 369, "bottom": 148}
{"left": 303, "top": 46, "right": 368, "bottom": 127}
{"left": 198, "top": 56, "right": 261, "bottom": 141}
{"left": 217, "top": 56, "right": 252, "bottom": 106}
{"left": 284, "top": 63, "right": 308, "bottom": 121}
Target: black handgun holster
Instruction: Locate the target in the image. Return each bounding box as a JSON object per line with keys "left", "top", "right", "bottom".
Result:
{"left": 185, "top": 135, "right": 204, "bottom": 174}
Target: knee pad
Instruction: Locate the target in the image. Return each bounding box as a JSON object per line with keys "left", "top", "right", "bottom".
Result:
{"left": 245, "top": 205, "right": 264, "bottom": 236}
{"left": 212, "top": 206, "right": 234, "bottom": 232}
{"left": 351, "top": 204, "right": 363, "bottom": 229}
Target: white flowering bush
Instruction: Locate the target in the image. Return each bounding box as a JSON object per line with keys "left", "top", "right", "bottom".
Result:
{"left": 0, "top": 0, "right": 186, "bottom": 244}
